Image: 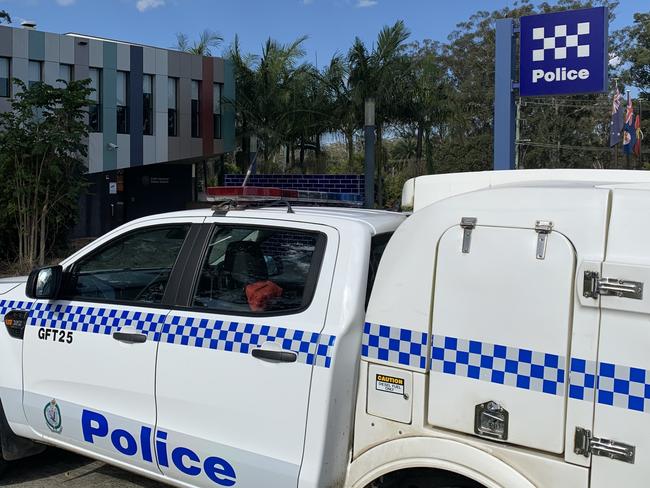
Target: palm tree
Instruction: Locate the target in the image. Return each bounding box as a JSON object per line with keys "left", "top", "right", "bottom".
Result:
{"left": 348, "top": 20, "right": 412, "bottom": 205}
{"left": 229, "top": 35, "right": 310, "bottom": 170}
{"left": 175, "top": 30, "right": 223, "bottom": 56}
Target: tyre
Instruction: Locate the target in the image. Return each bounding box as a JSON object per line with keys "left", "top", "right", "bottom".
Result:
{"left": 0, "top": 456, "right": 6, "bottom": 477}
{"left": 375, "top": 468, "right": 485, "bottom": 488}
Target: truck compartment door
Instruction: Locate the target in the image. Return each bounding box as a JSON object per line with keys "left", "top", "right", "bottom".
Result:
{"left": 428, "top": 224, "right": 575, "bottom": 454}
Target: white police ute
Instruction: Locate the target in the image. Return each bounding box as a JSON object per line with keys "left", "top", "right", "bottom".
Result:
{"left": 1, "top": 169, "right": 650, "bottom": 488}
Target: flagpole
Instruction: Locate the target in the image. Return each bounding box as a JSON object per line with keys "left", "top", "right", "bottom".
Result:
{"left": 639, "top": 99, "right": 643, "bottom": 167}
{"left": 626, "top": 90, "right": 631, "bottom": 170}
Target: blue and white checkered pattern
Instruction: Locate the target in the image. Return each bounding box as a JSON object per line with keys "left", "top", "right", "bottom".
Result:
{"left": 597, "top": 361, "right": 650, "bottom": 413}
{"left": 0, "top": 299, "right": 33, "bottom": 316}
{"left": 159, "top": 315, "right": 335, "bottom": 368}
{"left": 28, "top": 302, "right": 166, "bottom": 337}
{"left": 361, "top": 322, "right": 428, "bottom": 370}
{"left": 430, "top": 335, "right": 566, "bottom": 397}
{"left": 23, "top": 302, "right": 335, "bottom": 368}
{"left": 568, "top": 358, "right": 597, "bottom": 402}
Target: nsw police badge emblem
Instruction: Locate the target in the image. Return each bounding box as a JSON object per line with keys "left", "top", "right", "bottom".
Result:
{"left": 44, "top": 399, "right": 62, "bottom": 433}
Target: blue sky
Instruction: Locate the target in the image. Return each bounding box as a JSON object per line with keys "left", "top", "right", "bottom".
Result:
{"left": 0, "top": 0, "right": 645, "bottom": 64}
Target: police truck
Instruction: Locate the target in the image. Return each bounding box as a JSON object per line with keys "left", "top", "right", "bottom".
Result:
{"left": 1, "top": 169, "right": 649, "bottom": 488}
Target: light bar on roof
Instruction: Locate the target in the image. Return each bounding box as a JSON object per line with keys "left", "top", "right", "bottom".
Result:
{"left": 205, "top": 186, "right": 363, "bottom": 206}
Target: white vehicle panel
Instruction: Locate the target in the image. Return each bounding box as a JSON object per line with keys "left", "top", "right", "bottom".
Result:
{"left": 428, "top": 225, "right": 575, "bottom": 453}
{"left": 155, "top": 217, "right": 339, "bottom": 488}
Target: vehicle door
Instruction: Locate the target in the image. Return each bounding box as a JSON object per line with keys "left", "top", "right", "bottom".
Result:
{"left": 154, "top": 218, "right": 338, "bottom": 487}
{"left": 428, "top": 223, "right": 576, "bottom": 454}
{"left": 22, "top": 218, "right": 200, "bottom": 475}
{"left": 589, "top": 189, "right": 650, "bottom": 487}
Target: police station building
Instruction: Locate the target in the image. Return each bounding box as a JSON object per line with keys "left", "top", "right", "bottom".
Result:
{"left": 0, "top": 23, "right": 235, "bottom": 237}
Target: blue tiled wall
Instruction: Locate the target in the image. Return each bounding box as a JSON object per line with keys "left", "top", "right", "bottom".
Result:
{"left": 224, "top": 174, "right": 364, "bottom": 199}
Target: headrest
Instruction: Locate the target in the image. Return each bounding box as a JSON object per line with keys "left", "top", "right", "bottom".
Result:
{"left": 223, "top": 241, "right": 268, "bottom": 285}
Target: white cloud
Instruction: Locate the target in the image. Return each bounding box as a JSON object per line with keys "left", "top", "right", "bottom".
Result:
{"left": 56, "top": 0, "right": 76, "bottom": 6}
{"left": 136, "top": 0, "right": 165, "bottom": 12}
{"left": 356, "top": 0, "right": 377, "bottom": 6}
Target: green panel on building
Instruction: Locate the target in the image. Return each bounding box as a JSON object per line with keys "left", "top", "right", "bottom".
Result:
{"left": 28, "top": 30, "right": 45, "bottom": 61}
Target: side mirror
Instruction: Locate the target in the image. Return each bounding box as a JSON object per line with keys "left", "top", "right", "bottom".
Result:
{"left": 26, "top": 265, "right": 63, "bottom": 300}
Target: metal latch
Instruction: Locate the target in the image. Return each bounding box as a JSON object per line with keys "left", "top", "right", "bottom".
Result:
{"left": 583, "top": 271, "right": 644, "bottom": 300}
{"left": 475, "top": 401, "right": 508, "bottom": 440}
{"left": 574, "top": 427, "right": 635, "bottom": 464}
{"left": 460, "top": 217, "right": 477, "bottom": 254}
{"left": 534, "top": 220, "right": 553, "bottom": 260}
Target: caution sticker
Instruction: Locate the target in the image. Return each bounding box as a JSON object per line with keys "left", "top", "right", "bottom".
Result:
{"left": 375, "top": 374, "right": 405, "bottom": 395}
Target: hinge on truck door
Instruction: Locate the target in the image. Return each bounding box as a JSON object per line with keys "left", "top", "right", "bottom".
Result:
{"left": 583, "top": 271, "right": 644, "bottom": 300}
{"left": 534, "top": 220, "right": 553, "bottom": 260}
{"left": 574, "top": 427, "right": 636, "bottom": 464}
{"left": 460, "top": 217, "right": 477, "bottom": 254}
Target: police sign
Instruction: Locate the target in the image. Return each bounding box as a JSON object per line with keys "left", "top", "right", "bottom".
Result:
{"left": 519, "top": 7, "right": 608, "bottom": 97}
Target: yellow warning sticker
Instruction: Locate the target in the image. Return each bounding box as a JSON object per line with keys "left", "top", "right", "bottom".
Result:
{"left": 375, "top": 374, "right": 405, "bottom": 395}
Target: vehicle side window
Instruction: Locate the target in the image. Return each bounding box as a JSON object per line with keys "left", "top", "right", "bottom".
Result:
{"left": 69, "top": 225, "right": 190, "bottom": 304}
{"left": 193, "top": 226, "right": 325, "bottom": 314}
{"left": 366, "top": 233, "right": 392, "bottom": 308}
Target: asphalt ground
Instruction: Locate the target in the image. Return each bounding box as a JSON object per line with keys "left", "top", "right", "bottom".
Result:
{"left": 2, "top": 448, "right": 164, "bottom": 487}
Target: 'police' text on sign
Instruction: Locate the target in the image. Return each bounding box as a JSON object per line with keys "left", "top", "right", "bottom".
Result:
{"left": 519, "top": 7, "right": 608, "bottom": 97}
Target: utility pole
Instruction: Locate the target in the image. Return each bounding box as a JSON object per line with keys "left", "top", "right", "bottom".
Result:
{"left": 364, "top": 98, "right": 376, "bottom": 208}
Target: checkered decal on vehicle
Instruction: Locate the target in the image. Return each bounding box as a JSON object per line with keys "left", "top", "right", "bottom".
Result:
{"left": 159, "top": 315, "right": 336, "bottom": 368}
{"left": 361, "top": 322, "right": 429, "bottom": 370}
{"left": 597, "top": 361, "right": 650, "bottom": 413}
{"left": 23, "top": 302, "right": 335, "bottom": 368}
{"left": 0, "top": 299, "right": 33, "bottom": 316}
{"left": 568, "top": 358, "right": 597, "bottom": 402}
{"left": 28, "top": 302, "right": 166, "bottom": 337}
{"left": 431, "top": 335, "right": 566, "bottom": 397}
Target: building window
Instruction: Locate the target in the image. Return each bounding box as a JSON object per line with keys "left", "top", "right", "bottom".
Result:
{"left": 59, "top": 64, "right": 73, "bottom": 86}
{"left": 28, "top": 60, "right": 42, "bottom": 88}
{"left": 0, "top": 57, "right": 9, "bottom": 98}
{"left": 143, "top": 74, "right": 153, "bottom": 136}
{"left": 191, "top": 80, "right": 201, "bottom": 138}
{"left": 213, "top": 83, "right": 222, "bottom": 139}
{"left": 168, "top": 77, "right": 177, "bottom": 137}
{"left": 116, "top": 71, "right": 129, "bottom": 134}
{"left": 88, "top": 68, "right": 101, "bottom": 132}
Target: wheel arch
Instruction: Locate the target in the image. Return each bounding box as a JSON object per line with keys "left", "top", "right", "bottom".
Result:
{"left": 0, "top": 399, "right": 45, "bottom": 462}
{"left": 347, "top": 437, "right": 535, "bottom": 488}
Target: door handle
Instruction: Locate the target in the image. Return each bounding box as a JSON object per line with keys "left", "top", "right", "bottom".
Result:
{"left": 251, "top": 348, "right": 297, "bottom": 363}
{"left": 113, "top": 331, "right": 147, "bottom": 344}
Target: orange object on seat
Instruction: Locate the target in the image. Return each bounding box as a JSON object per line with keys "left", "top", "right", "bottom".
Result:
{"left": 246, "top": 281, "right": 283, "bottom": 312}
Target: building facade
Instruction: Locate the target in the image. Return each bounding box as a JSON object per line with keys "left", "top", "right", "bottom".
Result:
{"left": 0, "top": 24, "right": 235, "bottom": 236}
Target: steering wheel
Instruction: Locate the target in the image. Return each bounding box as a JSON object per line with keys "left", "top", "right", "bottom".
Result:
{"left": 134, "top": 272, "right": 169, "bottom": 303}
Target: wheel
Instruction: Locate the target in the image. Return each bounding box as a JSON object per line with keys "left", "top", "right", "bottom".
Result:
{"left": 374, "top": 469, "right": 485, "bottom": 488}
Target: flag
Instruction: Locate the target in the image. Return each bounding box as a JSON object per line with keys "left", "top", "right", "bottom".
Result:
{"left": 623, "top": 92, "right": 636, "bottom": 155}
{"left": 609, "top": 86, "right": 624, "bottom": 147}
{"left": 634, "top": 113, "right": 643, "bottom": 157}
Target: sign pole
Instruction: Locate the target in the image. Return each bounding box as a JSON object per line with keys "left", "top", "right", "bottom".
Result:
{"left": 494, "top": 18, "right": 516, "bottom": 171}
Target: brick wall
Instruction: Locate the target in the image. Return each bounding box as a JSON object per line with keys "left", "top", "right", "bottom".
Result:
{"left": 224, "top": 174, "right": 364, "bottom": 199}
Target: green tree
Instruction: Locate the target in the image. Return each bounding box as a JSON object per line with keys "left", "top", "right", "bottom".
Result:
{"left": 175, "top": 30, "right": 223, "bottom": 56}
{"left": 0, "top": 79, "right": 92, "bottom": 268}
{"left": 620, "top": 12, "right": 650, "bottom": 98}
{"left": 0, "top": 10, "right": 10, "bottom": 24}
{"left": 229, "top": 35, "right": 309, "bottom": 170}
{"left": 348, "top": 20, "right": 412, "bottom": 205}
